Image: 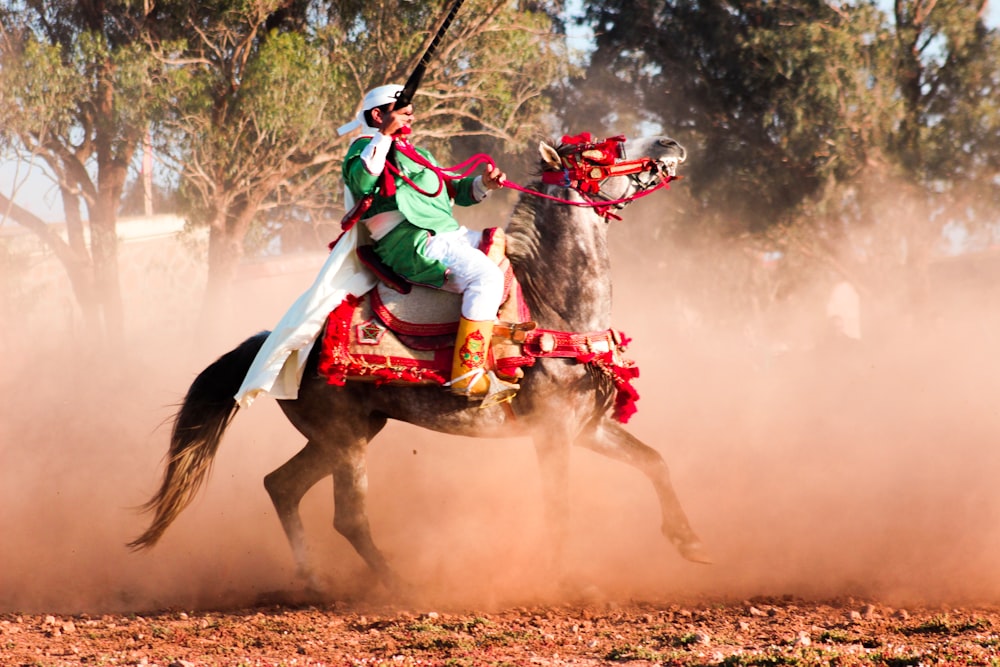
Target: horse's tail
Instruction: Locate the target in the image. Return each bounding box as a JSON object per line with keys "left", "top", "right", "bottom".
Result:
{"left": 127, "top": 331, "right": 269, "bottom": 551}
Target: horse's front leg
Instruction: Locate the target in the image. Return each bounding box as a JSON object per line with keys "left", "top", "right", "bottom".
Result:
{"left": 576, "top": 417, "right": 712, "bottom": 564}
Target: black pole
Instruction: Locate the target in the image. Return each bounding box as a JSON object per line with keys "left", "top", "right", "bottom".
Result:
{"left": 393, "top": 0, "right": 467, "bottom": 109}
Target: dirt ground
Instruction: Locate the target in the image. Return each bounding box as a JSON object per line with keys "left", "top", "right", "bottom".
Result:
{"left": 4, "top": 594, "right": 1000, "bottom": 666}
{"left": 5, "top": 210, "right": 1000, "bottom": 667}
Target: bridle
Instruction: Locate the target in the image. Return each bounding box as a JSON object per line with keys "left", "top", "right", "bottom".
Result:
{"left": 381, "top": 132, "right": 678, "bottom": 221}
{"left": 535, "top": 133, "right": 678, "bottom": 221}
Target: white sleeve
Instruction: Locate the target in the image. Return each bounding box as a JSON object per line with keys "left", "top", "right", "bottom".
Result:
{"left": 472, "top": 175, "right": 490, "bottom": 201}
{"left": 360, "top": 132, "right": 394, "bottom": 174}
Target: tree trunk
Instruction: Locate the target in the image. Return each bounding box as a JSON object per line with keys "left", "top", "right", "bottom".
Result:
{"left": 199, "top": 196, "right": 261, "bottom": 338}
{"left": 199, "top": 213, "right": 245, "bottom": 336}
{"left": 90, "top": 56, "right": 131, "bottom": 347}
{"left": 894, "top": 0, "right": 926, "bottom": 172}
{"left": 59, "top": 187, "right": 102, "bottom": 335}
{"left": 89, "top": 206, "right": 124, "bottom": 345}
{"left": 0, "top": 192, "right": 101, "bottom": 338}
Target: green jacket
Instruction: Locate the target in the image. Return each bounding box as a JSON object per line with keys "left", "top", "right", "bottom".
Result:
{"left": 343, "top": 136, "right": 482, "bottom": 287}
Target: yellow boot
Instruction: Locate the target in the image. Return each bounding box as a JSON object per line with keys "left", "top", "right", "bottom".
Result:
{"left": 448, "top": 317, "right": 518, "bottom": 405}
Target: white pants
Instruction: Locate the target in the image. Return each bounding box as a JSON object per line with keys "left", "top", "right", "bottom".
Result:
{"left": 424, "top": 227, "right": 504, "bottom": 321}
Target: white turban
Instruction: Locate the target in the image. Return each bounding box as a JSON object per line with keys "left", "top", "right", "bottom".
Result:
{"left": 336, "top": 84, "right": 405, "bottom": 136}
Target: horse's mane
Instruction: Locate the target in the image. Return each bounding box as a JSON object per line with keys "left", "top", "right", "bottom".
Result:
{"left": 504, "top": 188, "right": 545, "bottom": 268}
{"left": 504, "top": 137, "right": 566, "bottom": 267}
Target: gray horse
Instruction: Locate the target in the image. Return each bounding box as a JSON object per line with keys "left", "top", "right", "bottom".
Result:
{"left": 129, "top": 134, "right": 711, "bottom": 592}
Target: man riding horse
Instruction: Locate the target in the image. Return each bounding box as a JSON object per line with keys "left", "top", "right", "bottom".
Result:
{"left": 133, "top": 0, "right": 711, "bottom": 587}
{"left": 232, "top": 83, "right": 523, "bottom": 410}
{"left": 337, "top": 84, "right": 518, "bottom": 403}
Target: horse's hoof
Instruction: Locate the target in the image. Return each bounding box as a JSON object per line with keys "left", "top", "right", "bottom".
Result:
{"left": 296, "top": 567, "right": 329, "bottom": 595}
{"left": 677, "top": 539, "right": 714, "bottom": 565}
{"left": 379, "top": 569, "right": 418, "bottom": 602}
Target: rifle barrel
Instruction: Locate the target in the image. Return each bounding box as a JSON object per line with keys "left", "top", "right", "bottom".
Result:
{"left": 395, "top": 0, "right": 467, "bottom": 108}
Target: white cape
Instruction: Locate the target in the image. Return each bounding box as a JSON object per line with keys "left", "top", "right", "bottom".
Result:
{"left": 234, "top": 224, "right": 377, "bottom": 409}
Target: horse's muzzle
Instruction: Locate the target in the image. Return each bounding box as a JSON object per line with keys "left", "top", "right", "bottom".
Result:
{"left": 655, "top": 156, "right": 682, "bottom": 178}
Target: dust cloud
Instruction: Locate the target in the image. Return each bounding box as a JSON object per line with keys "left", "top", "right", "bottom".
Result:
{"left": 2, "top": 191, "right": 999, "bottom": 616}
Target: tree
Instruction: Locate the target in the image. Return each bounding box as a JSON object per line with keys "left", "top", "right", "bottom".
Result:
{"left": 577, "top": 0, "right": 901, "bottom": 236}
{"left": 891, "top": 1, "right": 1000, "bottom": 186}
{"left": 0, "top": 1, "right": 175, "bottom": 344}
{"left": 577, "top": 0, "right": 1000, "bottom": 319}
{"left": 152, "top": 0, "right": 568, "bottom": 327}
{"left": 0, "top": 0, "right": 570, "bottom": 339}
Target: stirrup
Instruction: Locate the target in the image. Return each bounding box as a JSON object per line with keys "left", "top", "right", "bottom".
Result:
{"left": 480, "top": 371, "right": 519, "bottom": 408}
{"left": 445, "top": 369, "right": 519, "bottom": 406}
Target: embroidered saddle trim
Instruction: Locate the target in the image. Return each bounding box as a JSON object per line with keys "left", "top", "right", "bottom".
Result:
{"left": 317, "top": 225, "right": 639, "bottom": 421}
{"left": 318, "top": 295, "right": 454, "bottom": 387}
{"left": 317, "top": 295, "right": 641, "bottom": 423}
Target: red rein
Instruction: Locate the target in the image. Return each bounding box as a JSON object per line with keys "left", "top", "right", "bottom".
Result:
{"left": 385, "top": 137, "right": 674, "bottom": 220}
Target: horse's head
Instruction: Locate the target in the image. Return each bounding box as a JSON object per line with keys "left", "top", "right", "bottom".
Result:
{"left": 537, "top": 133, "right": 686, "bottom": 219}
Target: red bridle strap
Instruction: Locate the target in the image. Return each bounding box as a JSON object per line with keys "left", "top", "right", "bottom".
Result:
{"left": 539, "top": 157, "right": 659, "bottom": 192}
{"left": 382, "top": 137, "right": 674, "bottom": 219}
{"left": 386, "top": 139, "right": 488, "bottom": 197}
{"left": 503, "top": 175, "right": 674, "bottom": 220}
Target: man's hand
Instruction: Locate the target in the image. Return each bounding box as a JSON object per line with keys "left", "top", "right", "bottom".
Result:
{"left": 482, "top": 165, "right": 506, "bottom": 190}
{"left": 377, "top": 104, "right": 414, "bottom": 136}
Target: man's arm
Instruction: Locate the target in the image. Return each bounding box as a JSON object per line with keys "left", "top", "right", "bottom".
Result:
{"left": 343, "top": 104, "right": 415, "bottom": 195}
{"left": 344, "top": 141, "right": 379, "bottom": 196}
{"left": 455, "top": 165, "right": 507, "bottom": 206}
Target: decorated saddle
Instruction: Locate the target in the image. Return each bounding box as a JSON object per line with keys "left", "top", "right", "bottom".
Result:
{"left": 318, "top": 228, "right": 531, "bottom": 386}
{"left": 316, "top": 227, "right": 642, "bottom": 422}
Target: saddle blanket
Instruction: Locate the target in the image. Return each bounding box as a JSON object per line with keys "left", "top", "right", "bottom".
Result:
{"left": 313, "top": 247, "right": 642, "bottom": 423}
{"left": 317, "top": 273, "right": 530, "bottom": 387}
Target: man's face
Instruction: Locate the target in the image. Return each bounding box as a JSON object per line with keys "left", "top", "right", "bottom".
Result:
{"left": 371, "top": 103, "right": 415, "bottom": 135}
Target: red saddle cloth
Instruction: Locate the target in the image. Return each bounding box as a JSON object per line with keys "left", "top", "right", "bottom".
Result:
{"left": 317, "top": 231, "right": 530, "bottom": 387}
{"left": 316, "top": 228, "right": 642, "bottom": 423}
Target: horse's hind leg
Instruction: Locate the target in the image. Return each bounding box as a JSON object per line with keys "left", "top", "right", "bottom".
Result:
{"left": 328, "top": 430, "right": 401, "bottom": 589}
{"left": 264, "top": 440, "right": 333, "bottom": 590}
{"left": 577, "top": 418, "right": 712, "bottom": 564}
{"left": 267, "top": 414, "right": 398, "bottom": 591}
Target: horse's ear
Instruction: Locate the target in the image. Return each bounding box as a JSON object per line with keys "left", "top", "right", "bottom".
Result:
{"left": 538, "top": 141, "right": 562, "bottom": 170}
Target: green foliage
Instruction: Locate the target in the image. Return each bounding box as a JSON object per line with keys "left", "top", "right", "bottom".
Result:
{"left": 869, "top": 653, "right": 925, "bottom": 666}
{"left": 148, "top": 0, "right": 570, "bottom": 314}
{"left": 819, "top": 629, "right": 882, "bottom": 648}
{"left": 2, "top": 0, "right": 567, "bottom": 289}
{"left": 901, "top": 614, "right": 992, "bottom": 635}
{"left": 716, "top": 652, "right": 803, "bottom": 665}
{"left": 238, "top": 31, "right": 329, "bottom": 139}
{"left": 0, "top": 0, "right": 201, "bottom": 338}
{"left": 1, "top": 8, "right": 176, "bottom": 155}
{"left": 0, "top": 38, "right": 84, "bottom": 138}
{"left": 579, "top": 0, "right": 1000, "bottom": 246}
{"left": 580, "top": 0, "right": 900, "bottom": 233}
{"left": 604, "top": 643, "right": 667, "bottom": 661}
